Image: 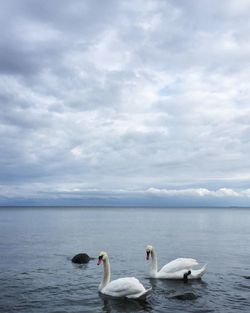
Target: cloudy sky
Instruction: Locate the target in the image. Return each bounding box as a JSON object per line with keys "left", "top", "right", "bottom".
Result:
{"left": 1, "top": 0, "right": 250, "bottom": 206}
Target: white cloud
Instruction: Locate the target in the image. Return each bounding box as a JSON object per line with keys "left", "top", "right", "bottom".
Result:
{"left": 214, "top": 188, "right": 239, "bottom": 197}
{"left": 146, "top": 187, "right": 240, "bottom": 197}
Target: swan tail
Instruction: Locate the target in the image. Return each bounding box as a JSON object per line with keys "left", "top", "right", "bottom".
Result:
{"left": 126, "top": 287, "right": 152, "bottom": 299}
{"left": 190, "top": 264, "right": 207, "bottom": 279}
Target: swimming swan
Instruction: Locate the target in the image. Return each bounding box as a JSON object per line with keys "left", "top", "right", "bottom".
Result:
{"left": 97, "top": 251, "right": 152, "bottom": 299}
{"left": 146, "top": 245, "right": 207, "bottom": 280}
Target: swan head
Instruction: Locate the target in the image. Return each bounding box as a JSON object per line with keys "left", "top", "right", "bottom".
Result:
{"left": 97, "top": 251, "right": 108, "bottom": 265}
{"left": 146, "top": 245, "right": 153, "bottom": 260}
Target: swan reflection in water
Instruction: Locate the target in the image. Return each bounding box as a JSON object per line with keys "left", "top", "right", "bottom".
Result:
{"left": 100, "top": 293, "right": 153, "bottom": 313}
{"left": 148, "top": 277, "right": 207, "bottom": 302}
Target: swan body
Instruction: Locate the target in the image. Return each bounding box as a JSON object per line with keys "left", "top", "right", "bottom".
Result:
{"left": 146, "top": 245, "right": 207, "bottom": 280}
{"left": 98, "top": 251, "right": 151, "bottom": 299}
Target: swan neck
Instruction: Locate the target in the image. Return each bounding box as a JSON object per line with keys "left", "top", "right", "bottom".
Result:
{"left": 99, "top": 258, "right": 111, "bottom": 291}
{"left": 151, "top": 249, "right": 158, "bottom": 275}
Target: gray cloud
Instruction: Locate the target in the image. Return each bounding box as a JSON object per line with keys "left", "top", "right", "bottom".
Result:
{"left": 0, "top": 0, "right": 250, "bottom": 205}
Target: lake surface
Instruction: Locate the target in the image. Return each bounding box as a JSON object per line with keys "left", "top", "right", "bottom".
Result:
{"left": 0, "top": 207, "right": 250, "bottom": 312}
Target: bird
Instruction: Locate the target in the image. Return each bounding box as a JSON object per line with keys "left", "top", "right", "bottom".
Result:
{"left": 97, "top": 251, "right": 151, "bottom": 299}
{"left": 146, "top": 245, "right": 207, "bottom": 280}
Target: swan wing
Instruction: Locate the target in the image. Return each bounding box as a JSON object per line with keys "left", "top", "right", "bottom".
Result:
{"left": 102, "top": 277, "right": 147, "bottom": 298}
{"left": 157, "top": 269, "right": 190, "bottom": 279}
{"left": 160, "top": 258, "right": 198, "bottom": 273}
{"left": 156, "top": 264, "right": 207, "bottom": 279}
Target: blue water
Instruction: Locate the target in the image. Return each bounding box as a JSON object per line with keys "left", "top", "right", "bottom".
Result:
{"left": 0, "top": 207, "right": 250, "bottom": 312}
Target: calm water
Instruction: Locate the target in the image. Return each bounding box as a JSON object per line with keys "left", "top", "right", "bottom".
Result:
{"left": 0, "top": 207, "right": 250, "bottom": 313}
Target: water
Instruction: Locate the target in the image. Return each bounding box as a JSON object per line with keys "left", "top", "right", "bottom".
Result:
{"left": 0, "top": 207, "right": 250, "bottom": 313}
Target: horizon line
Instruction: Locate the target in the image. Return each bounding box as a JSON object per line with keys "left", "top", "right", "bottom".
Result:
{"left": 0, "top": 205, "right": 250, "bottom": 209}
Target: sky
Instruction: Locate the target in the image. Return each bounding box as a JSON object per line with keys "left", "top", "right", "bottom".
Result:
{"left": 1, "top": 0, "right": 250, "bottom": 206}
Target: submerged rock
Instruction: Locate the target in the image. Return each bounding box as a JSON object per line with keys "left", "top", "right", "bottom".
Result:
{"left": 71, "top": 253, "right": 91, "bottom": 264}
{"left": 243, "top": 276, "right": 250, "bottom": 279}
{"left": 169, "top": 292, "right": 198, "bottom": 300}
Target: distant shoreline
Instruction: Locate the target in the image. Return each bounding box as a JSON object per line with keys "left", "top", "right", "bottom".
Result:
{"left": 0, "top": 205, "right": 250, "bottom": 209}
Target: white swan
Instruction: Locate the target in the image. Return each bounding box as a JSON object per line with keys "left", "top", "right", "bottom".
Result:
{"left": 146, "top": 245, "right": 207, "bottom": 280}
{"left": 97, "top": 251, "right": 151, "bottom": 299}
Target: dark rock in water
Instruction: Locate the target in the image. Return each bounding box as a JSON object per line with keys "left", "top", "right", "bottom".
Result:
{"left": 71, "top": 253, "right": 90, "bottom": 264}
